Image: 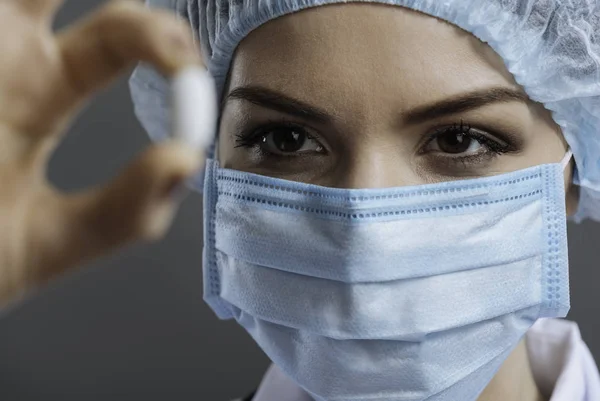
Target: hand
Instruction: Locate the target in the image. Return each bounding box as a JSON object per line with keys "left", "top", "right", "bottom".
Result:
{"left": 0, "top": 0, "right": 204, "bottom": 307}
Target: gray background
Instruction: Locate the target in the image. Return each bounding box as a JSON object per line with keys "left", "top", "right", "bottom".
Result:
{"left": 0, "top": 1, "right": 597, "bottom": 400}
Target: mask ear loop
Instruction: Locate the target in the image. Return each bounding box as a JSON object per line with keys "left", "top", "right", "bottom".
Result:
{"left": 560, "top": 149, "right": 573, "bottom": 171}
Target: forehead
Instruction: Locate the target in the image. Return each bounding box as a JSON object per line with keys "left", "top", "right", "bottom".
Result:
{"left": 226, "top": 3, "right": 522, "bottom": 116}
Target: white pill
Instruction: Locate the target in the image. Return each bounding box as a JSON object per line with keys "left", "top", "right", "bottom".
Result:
{"left": 171, "top": 66, "right": 218, "bottom": 152}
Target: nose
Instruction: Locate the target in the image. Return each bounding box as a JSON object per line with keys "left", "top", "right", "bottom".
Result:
{"left": 332, "top": 143, "right": 419, "bottom": 189}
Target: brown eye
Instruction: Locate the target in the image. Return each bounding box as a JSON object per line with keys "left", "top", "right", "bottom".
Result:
{"left": 422, "top": 124, "right": 501, "bottom": 157}
{"left": 235, "top": 122, "right": 326, "bottom": 156}
{"left": 269, "top": 128, "right": 308, "bottom": 152}
{"left": 435, "top": 132, "right": 475, "bottom": 154}
{"left": 260, "top": 127, "right": 324, "bottom": 155}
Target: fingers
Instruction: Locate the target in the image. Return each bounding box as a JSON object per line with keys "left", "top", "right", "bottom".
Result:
{"left": 55, "top": 0, "right": 202, "bottom": 110}
{"left": 27, "top": 141, "right": 203, "bottom": 286}
{"left": 18, "top": 0, "right": 65, "bottom": 22}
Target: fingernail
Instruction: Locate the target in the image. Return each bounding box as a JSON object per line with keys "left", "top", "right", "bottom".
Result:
{"left": 168, "top": 31, "right": 187, "bottom": 48}
{"left": 166, "top": 31, "right": 201, "bottom": 67}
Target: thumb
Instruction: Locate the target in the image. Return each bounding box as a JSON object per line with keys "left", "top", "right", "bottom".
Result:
{"left": 28, "top": 141, "right": 203, "bottom": 286}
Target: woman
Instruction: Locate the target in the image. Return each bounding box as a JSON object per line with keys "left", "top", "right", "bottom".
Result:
{"left": 131, "top": 0, "right": 600, "bottom": 400}
{"left": 0, "top": 0, "right": 598, "bottom": 400}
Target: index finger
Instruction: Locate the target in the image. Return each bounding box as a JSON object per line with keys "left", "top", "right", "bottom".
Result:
{"left": 55, "top": 0, "right": 202, "bottom": 110}
{"left": 18, "top": 0, "right": 65, "bottom": 22}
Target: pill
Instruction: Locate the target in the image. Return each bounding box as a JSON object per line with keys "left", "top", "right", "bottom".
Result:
{"left": 171, "top": 66, "right": 218, "bottom": 152}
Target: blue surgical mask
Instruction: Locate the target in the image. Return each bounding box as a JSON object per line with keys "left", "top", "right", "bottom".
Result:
{"left": 202, "top": 151, "right": 572, "bottom": 401}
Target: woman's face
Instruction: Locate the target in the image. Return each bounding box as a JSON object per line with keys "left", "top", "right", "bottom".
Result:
{"left": 217, "top": 3, "right": 578, "bottom": 213}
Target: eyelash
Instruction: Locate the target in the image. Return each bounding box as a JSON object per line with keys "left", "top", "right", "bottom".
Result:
{"left": 234, "top": 119, "right": 319, "bottom": 151}
{"left": 420, "top": 120, "right": 512, "bottom": 158}
{"left": 234, "top": 119, "right": 514, "bottom": 163}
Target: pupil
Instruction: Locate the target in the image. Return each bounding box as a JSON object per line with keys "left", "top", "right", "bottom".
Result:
{"left": 438, "top": 132, "right": 471, "bottom": 153}
{"left": 272, "top": 129, "right": 306, "bottom": 152}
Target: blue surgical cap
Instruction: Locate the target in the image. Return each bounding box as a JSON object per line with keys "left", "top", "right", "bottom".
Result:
{"left": 129, "top": 0, "right": 600, "bottom": 222}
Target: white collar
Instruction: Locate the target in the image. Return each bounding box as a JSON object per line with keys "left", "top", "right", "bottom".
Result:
{"left": 526, "top": 318, "right": 600, "bottom": 401}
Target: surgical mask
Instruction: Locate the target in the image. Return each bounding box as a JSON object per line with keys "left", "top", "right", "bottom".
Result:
{"left": 202, "top": 151, "right": 572, "bottom": 401}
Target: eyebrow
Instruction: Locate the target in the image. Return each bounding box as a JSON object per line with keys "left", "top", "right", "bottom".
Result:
{"left": 225, "top": 86, "right": 333, "bottom": 124}
{"left": 224, "top": 85, "right": 529, "bottom": 125}
{"left": 403, "top": 87, "right": 529, "bottom": 125}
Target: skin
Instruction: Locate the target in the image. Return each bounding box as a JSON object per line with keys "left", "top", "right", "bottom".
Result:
{"left": 0, "top": 0, "right": 203, "bottom": 305}
{"left": 0, "top": 1, "right": 576, "bottom": 401}
{"left": 217, "top": 4, "right": 578, "bottom": 401}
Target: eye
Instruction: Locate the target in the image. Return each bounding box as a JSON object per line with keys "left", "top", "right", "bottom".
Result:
{"left": 235, "top": 122, "right": 325, "bottom": 156}
{"left": 428, "top": 131, "right": 480, "bottom": 154}
{"left": 422, "top": 122, "right": 509, "bottom": 158}
{"left": 263, "top": 127, "right": 324, "bottom": 154}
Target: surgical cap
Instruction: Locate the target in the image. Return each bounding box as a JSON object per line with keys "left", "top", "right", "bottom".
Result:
{"left": 129, "top": 0, "right": 600, "bottom": 222}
